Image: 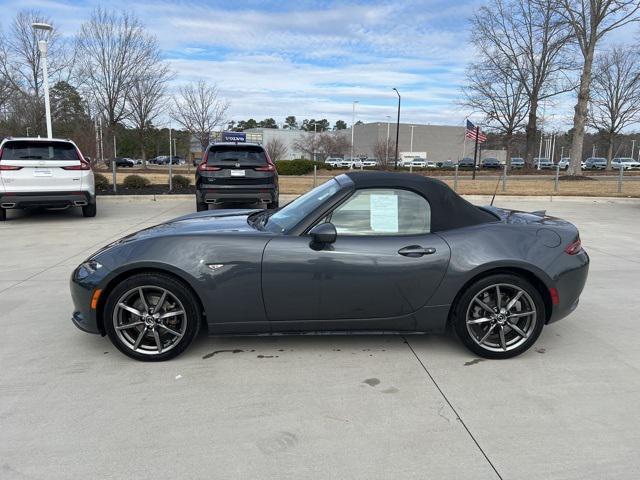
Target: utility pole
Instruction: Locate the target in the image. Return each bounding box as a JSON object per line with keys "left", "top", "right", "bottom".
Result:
{"left": 169, "top": 126, "right": 173, "bottom": 192}
{"left": 393, "top": 88, "right": 401, "bottom": 169}
{"left": 632, "top": 139, "right": 636, "bottom": 160}
{"left": 350, "top": 101, "right": 358, "bottom": 161}
{"left": 385, "top": 116, "right": 391, "bottom": 166}
{"left": 537, "top": 134, "right": 544, "bottom": 170}
{"left": 410, "top": 125, "right": 416, "bottom": 154}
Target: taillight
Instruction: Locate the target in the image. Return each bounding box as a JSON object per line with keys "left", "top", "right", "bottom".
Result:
{"left": 197, "top": 150, "right": 220, "bottom": 171}
{"left": 63, "top": 147, "right": 91, "bottom": 170}
{"left": 198, "top": 162, "right": 221, "bottom": 172}
{"left": 565, "top": 236, "right": 582, "bottom": 255}
{"left": 62, "top": 161, "right": 91, "bottom": 171}
{"left": 255, "top": 163, "right": 275, "bottom": 172}
{"left": 256, "top": 153, "right": 277, "bottom": 172}
{"left": 0, "top": 164, "right": 22, "bottom": 170}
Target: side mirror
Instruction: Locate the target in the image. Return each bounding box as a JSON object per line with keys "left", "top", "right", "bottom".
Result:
{"left": 309, "top": 222, "right": 337, "bottom": 245}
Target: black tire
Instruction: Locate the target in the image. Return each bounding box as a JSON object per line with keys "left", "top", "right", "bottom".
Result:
{"left": 82, "top": 202, "right": 97, "bottom": 218}
{"left": 196, "top": 200, "right": 208, "bottom": 212}
{"left": 267, "top": 199, "right": 279, "bottom": 210}
{"left": 104, "top": 273, "right": 201, "bottom": 361}
{"left": 452, "top": 273, "right": 545, "bottom": 359}
{"left": 0, "top": 208, "right": 6, "bottom": 221}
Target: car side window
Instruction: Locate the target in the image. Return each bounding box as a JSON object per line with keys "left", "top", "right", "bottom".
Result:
{"left": 330, "top": 189, "right": 431, "bottom": 235}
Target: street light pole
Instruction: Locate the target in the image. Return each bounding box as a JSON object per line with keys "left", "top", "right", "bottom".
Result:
{"left": 32, "top": 22, "right": 53, "bottom": 138}
{"left": 393, "top": 88, "right": 400, "bottom": 169}
{"left": 351, "top": 101, "right": 358, "bottom": 162}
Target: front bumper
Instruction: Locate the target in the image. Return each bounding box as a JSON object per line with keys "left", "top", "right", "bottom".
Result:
{"left": 69, "top": 263, "right": 109, "bottom": 335}
{"left": 0, "top": 191, "right": 94, "bottom": 209}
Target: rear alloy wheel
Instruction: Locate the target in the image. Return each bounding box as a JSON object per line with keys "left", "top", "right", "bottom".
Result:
{"left": 104, "top": 273, "right": 200, "bottom": 361}
{"left": 82, "top": 202, "right": 97, "bottom": 218}
{"left": 453, "top": 274, "right": 545, "bottom": 359}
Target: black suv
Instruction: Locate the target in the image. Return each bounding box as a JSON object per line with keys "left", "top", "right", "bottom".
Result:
{"left": 195, "top": 142, "right": 278, "bottom": 211}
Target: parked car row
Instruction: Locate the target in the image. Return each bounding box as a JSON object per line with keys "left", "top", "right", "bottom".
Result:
{"left": 323, "top": 155, "right": 640, "bottom": 171}
{"left": 325, "top": 158, "right": 379, "bottom": 168}
{"left": 150, "top": 155, "right": 185, "bottom": 165}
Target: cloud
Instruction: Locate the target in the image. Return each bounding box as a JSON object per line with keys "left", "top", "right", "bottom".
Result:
{"left": 3, "top": 0, "right": 636, "bottom": 129}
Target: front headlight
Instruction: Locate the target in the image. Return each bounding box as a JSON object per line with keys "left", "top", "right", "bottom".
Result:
{"left": 75, "top": 260, "right": 103, "bottom": 280}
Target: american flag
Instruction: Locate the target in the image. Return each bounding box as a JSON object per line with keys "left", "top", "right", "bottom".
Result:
{"left": 466, "top": 120, "right": 487, "bottom": 143}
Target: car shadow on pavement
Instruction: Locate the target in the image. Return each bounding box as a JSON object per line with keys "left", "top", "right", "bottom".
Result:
{"left": 2, "top": 207, "right": 85, "bottom": 223}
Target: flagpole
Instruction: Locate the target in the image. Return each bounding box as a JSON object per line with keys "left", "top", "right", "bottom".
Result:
{"left": 472, "top": 126, "right": 480, "bottom": 180}
{"left": 462, "top": 119, "right": 467, "bottom": 160}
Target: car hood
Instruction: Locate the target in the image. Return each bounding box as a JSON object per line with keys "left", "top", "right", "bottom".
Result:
{"left": 88, "top": 209, "right": 267, "bottom": 260}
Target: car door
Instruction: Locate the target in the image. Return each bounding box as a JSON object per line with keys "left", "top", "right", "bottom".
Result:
{"left": 261, "top": 188, "right": 451, "bottom": 331}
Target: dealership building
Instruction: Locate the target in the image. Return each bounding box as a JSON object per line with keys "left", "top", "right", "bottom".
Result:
{"left": 193, "top": 123, "right": 499, "bottom": 163}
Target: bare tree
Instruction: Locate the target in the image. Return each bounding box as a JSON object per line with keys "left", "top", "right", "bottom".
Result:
{"left": 292, "top": 132, "right": 320, "bottom": 159}
{"left": 373, "top": 139, "right": 396, "bottom": 168}
{"left": 557, "top": 0, "right": 640, "bottom": 175}
{"left": 463, "top": 59, "right": 530, "bottom": 166}
{"left": 126, "top": 63, "right": 173, "bottom": 167}
{"left": 292, "top": 132, "right": 350, "bottom": 160}
{"left": 471, "top": 0, "right": 574, "bottom": 167}
{"left": 76, "top": 8, "right": 159, "bottom": 142}
{"left": 171, "top": 80, "right": 229, "bottom": 151}
{"left": 265, "top": 137, "right": 288, "bottom": 161}
{"left": 319, "top": 132, "right": 351, "bottom": 158}
{"left": 0, "top": 11, "right": 70, "bottom": 135}
{"left": 589, "top": 47, "right": 640, "bottom": 169}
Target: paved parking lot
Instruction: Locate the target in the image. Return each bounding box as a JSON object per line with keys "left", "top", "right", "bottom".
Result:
{"left": 1, "top": 195, "right": 639, "bottom": 479}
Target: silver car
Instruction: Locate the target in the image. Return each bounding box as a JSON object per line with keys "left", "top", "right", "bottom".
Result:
{"left": 534, "top": 158, "right": 553, "bottom": 169}
{"left": 612, "top": 158, "right": 640, "bottom": 170}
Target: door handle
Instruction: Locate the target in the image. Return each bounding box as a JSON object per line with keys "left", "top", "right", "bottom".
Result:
{"left": 398, "top": 245, "right": 437, "bottom": 257}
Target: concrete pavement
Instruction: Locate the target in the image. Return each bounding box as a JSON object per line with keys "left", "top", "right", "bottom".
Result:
{"left": 0, "top": 196, "right": 639, "bottom": 479}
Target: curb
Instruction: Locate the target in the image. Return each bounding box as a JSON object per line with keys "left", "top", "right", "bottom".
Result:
{"left": 463, "top": 195, "right": 640, "bottom": 203}
{"left": 95, "top": 193, "right": 640, "bottom": 203}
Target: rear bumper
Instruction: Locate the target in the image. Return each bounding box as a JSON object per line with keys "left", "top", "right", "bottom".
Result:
{"left": 197, "top": 185, "right": 278, "bottom": 204}
{"left": 547, "top": 249, "right": 590, "bottom": 324}
{"left": 0, "top": 191, "right": 94, "bottom": 209}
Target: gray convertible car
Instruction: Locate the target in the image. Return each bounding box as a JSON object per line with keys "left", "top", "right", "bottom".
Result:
{"left": 70, "top": 172, "right": 589, "bottom": 361}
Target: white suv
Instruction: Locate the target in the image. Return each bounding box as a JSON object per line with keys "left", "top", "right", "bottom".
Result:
{"left": 0, "top": 137, "right": 96, "bottom": 221}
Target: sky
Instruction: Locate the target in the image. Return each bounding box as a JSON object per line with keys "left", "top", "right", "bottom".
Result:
{"left": 0, "top": 0, "right": 637, "bottom": 129}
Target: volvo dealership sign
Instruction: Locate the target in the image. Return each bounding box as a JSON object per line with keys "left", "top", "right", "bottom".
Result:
{"left": 221, "top": 131, "right": 246, "bottom": 143}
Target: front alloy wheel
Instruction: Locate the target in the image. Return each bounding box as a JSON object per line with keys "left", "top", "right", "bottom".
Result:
{"left": 453, "top": 274, "right": 545, "bottom": 359}
{"left": 104, "top": 273, "right": 200, "bottom": 361}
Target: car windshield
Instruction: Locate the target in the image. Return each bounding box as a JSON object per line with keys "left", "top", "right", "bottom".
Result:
{"left": 260, "top": 179, "right": 342, "bottom": 233}
{"left": 207, "top": 145, "right": 267, "bottom": 166}
{"left": 0, "top": 141, "right": 79, "bottom": 161}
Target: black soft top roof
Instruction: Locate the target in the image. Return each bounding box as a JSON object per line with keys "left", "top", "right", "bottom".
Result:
{"left": 343, "top": 171, "right": 497, "bottom": 232}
